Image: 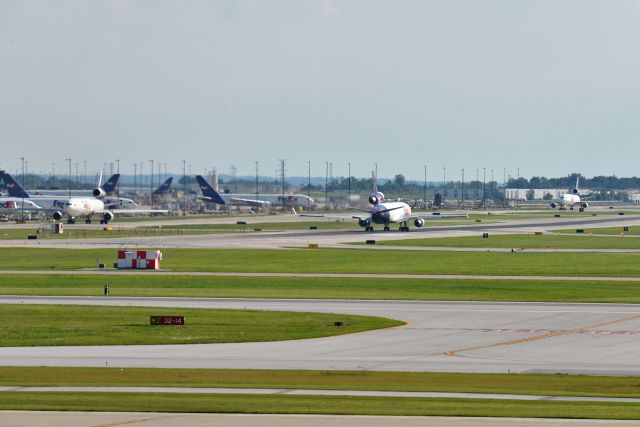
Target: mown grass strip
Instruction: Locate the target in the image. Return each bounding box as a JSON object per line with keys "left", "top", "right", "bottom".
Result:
{"left": 4, "top": 274, "right": 640, "bottom": 303}
{"left": 2, "top": 248, "right": 640, "bottom": 276}
{"left": 1, "top": 392, "right": 640, "bottom": 419}
{"left": 366, "top": 234, "right": 640, "bottom": 249}
{"left": 0, "top": 304, "right": 401, "bottom": 347}
{"left": 3, "top": 367, "right": 640, "bottom": 398}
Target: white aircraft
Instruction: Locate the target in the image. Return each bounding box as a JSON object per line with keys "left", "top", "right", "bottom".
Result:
{"left": 550, "top": 177, "right": 590, "bottom": 211}
{"left": 196, "top": 175, "right": 316, "bottom": 209}
{"left": 0, "top": 171, "right": 166, "bottom": 224}
{"left": 304, "top": 172, "right": 467, "bottom": 231}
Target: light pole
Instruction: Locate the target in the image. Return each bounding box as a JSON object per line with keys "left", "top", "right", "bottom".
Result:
{"left": 19, "top": 157, "right": 25, "bottom": 221}
{"left": 347, "top": 162, "right": 351, "bottom": 206}
{"left": 483, "top": 167, "right": 486, "bottom": 207}
{"left": 325, "top": 161, "right": 329, "bottom": 212}
{"left": 149, "top": 160, "right": 154, "bottom": 209}
{"left": 255, "top": 161, "right": 259, "bottom": 208}
{"left": 65, "top": 158, "right": 71, "bottom": 199}
{"left": 461, "top": 168, "right": 465, "bottom": 208}
{"left": 424, "top": 164, "right": 427, "bottom": 209}
{"left": 442, "top": 167, "right": 446, "bottom": 197}
{"left": 51, "top": 162, "right": 56, "bottom": 189}
{"left": 307, "top": 161, "right": 311, "bottom": 211}
{"left": 182, "top": 160, "right": 186, "bottom": 216}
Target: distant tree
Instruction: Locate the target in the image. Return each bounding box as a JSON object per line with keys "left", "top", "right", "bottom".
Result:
{"left": 543, "top": 192, "right": 553, "bottom": 200}
{"left": 393, "top": 174, "right": 406, "bottom": 187}
{"left": 526, "top": 189, "right": 535, "bottom": 200}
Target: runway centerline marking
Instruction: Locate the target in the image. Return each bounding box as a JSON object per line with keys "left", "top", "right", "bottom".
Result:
{"left": 444, "top": 313, "right": 640, "bottom": 357}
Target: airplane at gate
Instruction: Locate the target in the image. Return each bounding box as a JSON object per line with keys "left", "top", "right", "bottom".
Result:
{"left": 0, "top": 171, "right": 166, "bottom": 224}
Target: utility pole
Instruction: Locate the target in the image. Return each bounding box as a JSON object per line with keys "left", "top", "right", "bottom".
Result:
{"left": 490, "top": 168, "right": 494, "bottom": 203}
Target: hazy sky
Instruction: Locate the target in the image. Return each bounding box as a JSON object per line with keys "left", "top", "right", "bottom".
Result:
{"left": 1, "top": 0, "right": 639, "bottom": 180}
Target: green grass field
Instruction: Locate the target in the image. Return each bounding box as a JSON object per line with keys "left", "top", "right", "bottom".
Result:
{"left": 554, "top": 226, "right": 640, "bottom": 236}
{"left": 4, "top": 274, "right": 640, "bottom": 303}
{"left": 1, "top": 247, "right": 640, "bottom": 276}
{"left": 366, "top": 233, "right": 640, "bottom": 249}
{"left": 3, "top": 367, "right": 640, "bottom": 398}
{"left": 1, "top": 392, "right": 639, "bottom": 419}
{"left": 0, "top": 304, "right": 401, "bottom": 346}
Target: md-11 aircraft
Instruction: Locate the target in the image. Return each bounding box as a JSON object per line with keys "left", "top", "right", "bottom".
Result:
{"left": 550, "top": 177, "right": 590, "bottom": 211}
{"left": 302, "top": 172, "right": 467, "bottom": 231}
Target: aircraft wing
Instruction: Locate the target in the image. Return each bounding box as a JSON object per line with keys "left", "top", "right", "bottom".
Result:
{"left": 102, "top": 209, "right": 170, "bottom": 215}
{"left": 229, "top": 197, "right": 272, "bottom": 207}
{"left": 408, "top": 212, "right": 469, "bottom": 221}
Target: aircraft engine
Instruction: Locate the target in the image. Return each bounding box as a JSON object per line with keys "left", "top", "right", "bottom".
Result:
{"left": 413, "top": 218, "right": 425, "bottom": 228}
{"left": 102, "top": 211, "right": 114, "bottom": 224}
{"left": 550, "top": 202, "right": 557, "bottom": 209}
{"left": 52, "top": 211, "right": 63, "bottom": 221}
{"left": 358, "top": 219, "right": 370, "bottom": 228}
{"left": 581, "top": 202, "right": 588, "bottom": 209}
{"left": 368, "top": 192, "right": 384, "bottom": 205}
{"left": 93, "top": 187, "right": 106, "bottom": 198}
{"left": 572, "top": 188, "right": 579, "bottom": 194}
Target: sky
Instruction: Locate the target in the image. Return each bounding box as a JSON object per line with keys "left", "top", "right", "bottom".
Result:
{"left": 1, "top": 0, "right": 639, "bottom": 181}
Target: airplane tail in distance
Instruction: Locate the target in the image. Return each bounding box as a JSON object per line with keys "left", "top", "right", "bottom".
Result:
{"left": 0, "top": 171, "right": 30, "bottom": 198}
{"left": 371, "top": 171, "right": 378, "bottom": 194}
{"left": 153, "top": 177, "right": 173, "bottom": 195}
{"left": 195, "top": 175, "right": 226, "bottom": 204}
{"left": 101, "top": 174, "right": 120, "bottom": 193}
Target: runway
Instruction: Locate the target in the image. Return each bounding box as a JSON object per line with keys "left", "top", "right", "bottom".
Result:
{"left": 2, "top": 297, "right": 640, "bottom": 375}
{"left": 4, "top": 412, "right": 639, "bottom": 427}
{"left": 0, "top": 212, "right": 639, "bottom": 249}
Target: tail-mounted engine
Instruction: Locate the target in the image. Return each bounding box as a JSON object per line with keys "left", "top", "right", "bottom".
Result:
{"left": 93, "top": 187, "right": 106, "bottom": 198}
{"left": 572, "top": 188, "right": 579, "bottom": 195}
{"left": 368, "top": 191, "right": 384, "bottom": 205}
{"left": 413, "top": 218, "right": 425, "bottom": 228}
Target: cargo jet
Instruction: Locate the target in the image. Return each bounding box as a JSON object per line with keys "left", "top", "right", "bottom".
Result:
{"left": 550, "top": 177, "right": 590, "bottom": 211}
{"left": 0, "top": 171, "right": 166, "bottom": 224}
{"left": 303, "top": 172, "right": 467, "bottom": 231}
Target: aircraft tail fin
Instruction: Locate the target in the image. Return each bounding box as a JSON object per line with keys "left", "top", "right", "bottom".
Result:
{"left": 101, "top": 174, "right": 120, "bottom": 193}
{"left": 0, "top": 171, "right": 30, "bottom": 198}
{"left": 371, "top": 171, "right": 378, "bottom": 194}
{"left": 195, "top": 175, "right": 226, "bottom": 204}
{"left": 153, "top": 177, "right": 173, "bottom": 195}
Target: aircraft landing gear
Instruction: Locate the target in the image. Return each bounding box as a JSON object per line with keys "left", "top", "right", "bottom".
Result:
{"left": 579, "top": 207, "right": 584, "bottom": 212}
{"left": 399, "top": 222, "right": 410, "bottom": 232}
{"left": 67, "top": 218, "right": 76, "bottom": 225}
{"left": 85, "top": 218, "right": 92, "bottom": 224}
{"left": 365, "top": 226, "right": 374, "bottom": 232}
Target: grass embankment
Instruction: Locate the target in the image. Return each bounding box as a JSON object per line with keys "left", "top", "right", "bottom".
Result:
{"left": 369, "top": 233, "right": 640, "bottom": 249}
{"left": 1, "top": 247, "right": 640, "bottom": 276}
{"left": 5, "top": 274, "right": 640, "bottom": 303}
{"left": 0, "top": 304, "right": 400, "bottom": 346}
{"left": 1, "top": 392, "right": 639, "bottom": 419}
{"left": 3, "top": 367, "right": 640, "bottom": 398}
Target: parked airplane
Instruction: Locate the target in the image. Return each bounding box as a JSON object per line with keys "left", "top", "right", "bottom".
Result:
{"left": 550, "top": 178, "right": 590, "bottom": 211}
{"left": 0, "top": 172, "right": 166, "bottom": 224}
{"left": 153, "top": 177, "right": 173, "bottom": 196}
{"left": 195, "top": 175, "right": 315, "bottom": 208}
{"left": 304, "top": 172, "right": 467, "bottom": 231}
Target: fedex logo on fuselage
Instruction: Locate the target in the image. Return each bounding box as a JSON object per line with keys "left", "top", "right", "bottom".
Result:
{"left": 53, "top": 200, "right": 66, "bottom": 209}
{"left": 0, "top": 201, "right": 16, "bottom": 209}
